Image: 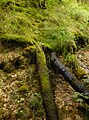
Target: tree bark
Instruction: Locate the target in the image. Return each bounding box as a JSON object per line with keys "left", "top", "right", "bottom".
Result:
{"left": 36, "top": 45, "right": 59, "bottom": 120}
{"left": 51, "top": 52, "right": 89, "bottom": 105}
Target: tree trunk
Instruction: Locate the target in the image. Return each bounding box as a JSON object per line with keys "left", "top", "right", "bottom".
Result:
{"left": 36, "top": 45, "right": 59, "bottom": 120}
{"left": 51, "top": 52, "right": 89, "bottom": 105}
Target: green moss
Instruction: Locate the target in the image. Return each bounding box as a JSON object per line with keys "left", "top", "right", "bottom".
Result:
{"left": 75, "top": 66, "right": 87, "bottom": 79}
{"left": 36, "top": 44, "right": 59, "bottom": 120}
{"left": 18, "top": 85, "right": 28, "bottom": 93}
{"left": 65, "top": 54, "right": 78, "bottom": 69}
{"left": 0, "top": 0, "right": 89, "bottom": 58}
{"left": 0, "top": 34, "right": 34, "bottom": 44}
{"left": 65, "top": 54, "right": 87, "bottom": 79}
{"left": 36, "top": 43, "right": 50, "bottom": 91}
{"left": 16, "top": 108, "right": 27, "bottom": 119}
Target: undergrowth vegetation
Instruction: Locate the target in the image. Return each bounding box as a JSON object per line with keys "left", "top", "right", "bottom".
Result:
{"left": 0, "top": 0, "right": 89, "bottom": 77}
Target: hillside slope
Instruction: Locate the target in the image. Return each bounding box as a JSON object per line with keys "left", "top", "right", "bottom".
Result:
{"left": 0, "top": 0, "right": 89, "bottom": 120}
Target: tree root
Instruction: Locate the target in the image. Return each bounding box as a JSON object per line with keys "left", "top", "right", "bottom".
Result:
{"left": 36, "top": 44, "right": 59, "bottom": 120}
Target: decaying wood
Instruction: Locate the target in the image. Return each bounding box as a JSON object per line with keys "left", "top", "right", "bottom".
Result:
{"left": 36, "top": 45, "right": 59, "bottom": 120}
{"left": 51, "top": 52, "right": 89, "bottom": 105}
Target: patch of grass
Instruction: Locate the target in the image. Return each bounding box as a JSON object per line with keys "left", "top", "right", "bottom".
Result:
{"left": 0, "top": 0, "right": 42, "bottom": 43}
{"left": 65, "top": 54, "right": 78, "bottom": 69}
{"left": 39, "top": 0, "right": 89, "bottom": 56}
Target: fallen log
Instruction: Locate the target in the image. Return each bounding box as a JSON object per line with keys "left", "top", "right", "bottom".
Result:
{"left": 51, "top": 52, "right": 89, "bottom": 105}
{"left": 36, "top": 45, "right": 59, "bottom": 120}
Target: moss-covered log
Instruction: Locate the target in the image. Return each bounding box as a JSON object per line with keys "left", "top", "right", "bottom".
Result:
{"left": 36, "top": 44, "right": 59, "bottom": 120}
{"left": 51, "top": 52, "right": 89, "bottom": 105}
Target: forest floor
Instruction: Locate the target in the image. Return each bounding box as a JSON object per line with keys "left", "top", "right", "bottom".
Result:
{"left": 0, "top": 41, "right": 89, "bottom": 120}
{"left": 54, "top": 45, "right": 89, "bottom": 120}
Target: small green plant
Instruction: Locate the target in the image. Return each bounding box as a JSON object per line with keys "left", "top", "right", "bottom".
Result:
{"left": 65, "top": 54, "right": 78, "bottom": 69}
{"left": 29, "top": 93, "right": 45, "bottom": 118}
{"left": 29, "top": 93, "right": 42, "bottom": 110}
{"left": 72, "top": 92, "right": 89, "bottom": 103}
{"left": 16, "top": 108, "right": 26, "bottom": 118}
{"left": 17, "top": 97, "right": 25, "bottom": 104}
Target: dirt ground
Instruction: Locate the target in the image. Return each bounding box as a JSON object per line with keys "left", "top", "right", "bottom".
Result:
{"left": 76, "top": 47, "right": 89, "bottom": 73}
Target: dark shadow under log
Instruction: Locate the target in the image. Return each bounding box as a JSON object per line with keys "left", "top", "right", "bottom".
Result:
{"left": 36, "top": 45, "right": 59, "bottom": 120}
{"left": 51, "top": 52, "right": 89, "bottom": 105}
